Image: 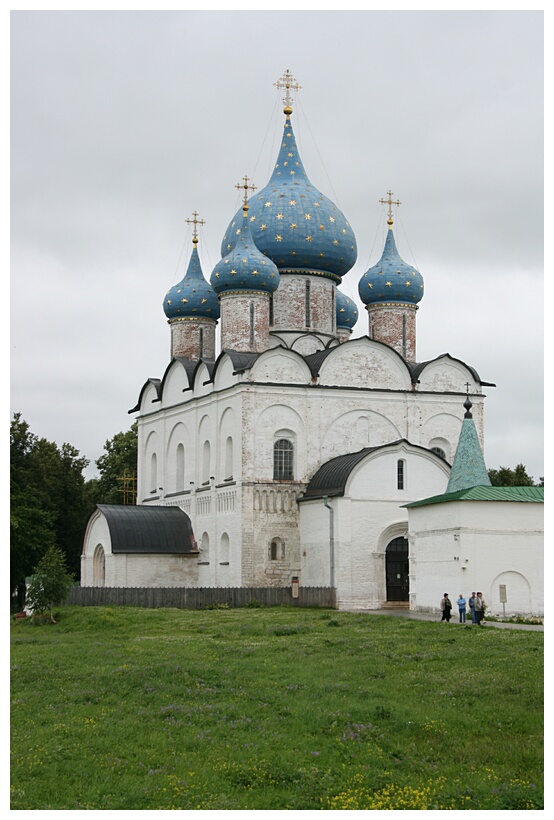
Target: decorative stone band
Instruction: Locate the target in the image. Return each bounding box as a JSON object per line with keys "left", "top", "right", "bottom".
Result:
{"left": 167, "top": 316, "right": 218, "bottom": 324}
{"left": 218, "top": 289, "right": 272, "bottom": 298}
{"left": 278, "top": 268, "right": 343, "bottom": 284}
{"left": 366, "top": 302, "right": 419, "bottom": 310}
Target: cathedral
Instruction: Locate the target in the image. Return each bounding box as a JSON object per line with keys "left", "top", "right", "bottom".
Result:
{"left": 81, "top": 71, "right": 543, "bottom": 615}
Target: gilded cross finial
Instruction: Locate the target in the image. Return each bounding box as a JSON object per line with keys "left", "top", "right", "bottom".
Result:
{"left": 379, "top": 190, "right": 401, "bottom": 228}
{"left": 274, "top": 69, "right": 301, "bottom": 115}
{"left": 185, "top": 211, "right": 206, "bottom": 245}
{"left": 236, "top": 176, "right": 257, "bottom": 214}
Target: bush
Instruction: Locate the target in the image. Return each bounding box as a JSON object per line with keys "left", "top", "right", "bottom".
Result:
{"left": 25, "top": 546, "right": 74, "bottom": 624}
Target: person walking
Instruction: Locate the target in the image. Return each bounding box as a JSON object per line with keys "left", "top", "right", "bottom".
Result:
{"left": 469, "top": 592, "right": 476, "bottom": 624}
{"left": 457, "top": 593, "right": 467, "bottom": 623}
{"left": 474, "top": 591, "right": 483, "bottom": 625}
{"left": 440, "top": 593, "right": 452, "bottom": 622}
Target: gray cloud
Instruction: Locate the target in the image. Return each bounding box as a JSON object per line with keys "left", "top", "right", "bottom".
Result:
{"left": 10, "top": 10, "right": 544, "bottom": 482}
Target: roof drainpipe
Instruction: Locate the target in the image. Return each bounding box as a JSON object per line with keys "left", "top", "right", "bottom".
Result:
{"left": 322, "top": 496, "right": 335, "bottom": 590}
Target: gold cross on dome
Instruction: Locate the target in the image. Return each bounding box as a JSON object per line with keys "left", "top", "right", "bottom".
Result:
{"left": 185, "top": 211, "right": 206, "bottom": 245}
{"left": 236, "top": 176, "right": 257, "bottom": 210}
{"left": 274, "top": 69, "right": 301, "bottom": 114}
{"left": 379, "top": 191, "right": 401, "bottom": 226}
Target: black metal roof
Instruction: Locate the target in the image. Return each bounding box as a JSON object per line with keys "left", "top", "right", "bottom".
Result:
{"left": 301, "top": 440, "right": 448, "bottom": 501}
{"left": 301, "top": 444, "right": 392, "bottom": 500}
{"left": 97, "top": 504, "right": 197, "bottom": 554}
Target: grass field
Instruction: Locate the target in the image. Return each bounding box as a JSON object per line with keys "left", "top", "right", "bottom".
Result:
{"left": 10, "top": 605, "right": 543, "bottom": 810}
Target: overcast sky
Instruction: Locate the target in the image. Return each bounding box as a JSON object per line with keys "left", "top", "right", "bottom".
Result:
{"left": 9, "top": 9, "right": 544, "bottom": 483}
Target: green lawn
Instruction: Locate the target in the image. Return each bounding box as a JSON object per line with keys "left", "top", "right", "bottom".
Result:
{"left": 10, "top": 605, "right": 543, "bottom": 810}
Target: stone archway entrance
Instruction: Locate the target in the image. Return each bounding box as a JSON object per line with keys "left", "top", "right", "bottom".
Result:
{"left": 385, "top": 536, "right": 409, "bottom": 602}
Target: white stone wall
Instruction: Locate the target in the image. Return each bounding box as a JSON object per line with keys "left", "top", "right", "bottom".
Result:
{"left": 130, "top": 343, "right": 487, "bottom": 592}
{"left": 299, "top": 445, "right": 450, "bottom": 609}
{"left": 408, "top": 500, "right": 544, "bottom": 616}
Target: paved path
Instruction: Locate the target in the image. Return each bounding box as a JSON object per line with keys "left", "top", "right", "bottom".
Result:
{"left": 352, "top": 608, "right": 543, "bottom": 631}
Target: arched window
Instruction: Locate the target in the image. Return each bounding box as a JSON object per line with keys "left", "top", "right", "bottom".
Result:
{"left": 202, "top": 440, "right": 211, "bottom": 485}
{"left": 356, "top": 416, "right": 369, "bottom": 445}
{"left": 224, "top": 436, "right": 233, "bottom": 481}
{"left": 200, "top": 532, "right": 210, "bottom": 560}
{"left": 176, "top": 443, "right": 185, "bottom": 492}
{"left": 431, "top": 446, "right": 446, "bottom": 460}
{"left": 397, "top": 458, "right": 405, "bottom": 490}
{"left": 270, "top": 537, "right": 285, "bottom": 561}
{"left": 150, "top": 453, "right": 158, "bottom": 493}
{"left": 93, "top": 545, "right": 105, "bottom": 587}
{"left": 220, "top": 532, "right": 230, "bottom": 564}
{"left": 274, "top": 439, "right": 294, "bottom": 480}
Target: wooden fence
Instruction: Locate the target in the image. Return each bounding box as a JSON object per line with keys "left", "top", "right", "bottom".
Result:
{"left": 65, "top": 586, "right": 336, "bottom": 610}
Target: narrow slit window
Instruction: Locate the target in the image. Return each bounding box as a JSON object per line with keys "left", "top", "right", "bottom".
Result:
{"left": 397, "top": 459, "right": 405, "bottom": 490}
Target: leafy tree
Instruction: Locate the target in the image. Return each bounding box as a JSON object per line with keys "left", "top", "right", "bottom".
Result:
{"left": 86, "top": 422, "right": 138, "bottom": 506}
{"left": 488, "top": 464, "right": 536, "bottom": 487}
{"left": 10, "top": 413, "right": 90, "bottom": 600}
{"left": 25, "top": 546, "right": 74, "bottom": 624}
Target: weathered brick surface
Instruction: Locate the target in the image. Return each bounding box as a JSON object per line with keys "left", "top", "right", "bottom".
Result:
{"left": 170, "top": 319, "right": 217, "bottom": 360}
{"left": 367, "top": 304, "right": 417, "bottom": 361}
{"left": 272, "top": 275, "right": 336, "bottom": 336}
{"left": 220, "top": 292, "right": 270, "bottom": 352}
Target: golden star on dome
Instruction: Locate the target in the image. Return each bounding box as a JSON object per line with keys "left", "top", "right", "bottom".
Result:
{"left": 405, "top": 281, "right": 411, "bottom": 287}
{"left": 291, "top": 223, "right": 297, "bottom": 229}
{"left": 386, "top": 281, "right": 392, "bottom": 287}
{"left": 167, "top": 299, "right": 172, "bottom": 305}
{"left": 305, "top": 214, "right": 311, "bottom": 220}
{"left": 252, "top": 270, "right": 258, "bottom": 276}
{"left": 290, "top": 200, "right": 296, "bottom": 205}
{"left": 276, "top": 235, "right": 283, "bottom": 241}
{"left": 201, "top": 298, "right": 207, "bottom": 303}
{"left": 333, "top": 239, "right": 338, "bottom": 245}
{"left": 265, "top": 202, "right": 271, "bottom": 207}
{"left": 261, "top": 224, "right": 267, "bottom": 230}
{"left": 367, "top": 283, "right": 373, "bottom": 288}
{"left": 306, "top": 236, "right": 313, "bottom": 242}
{"left": 277, "top": 213, "right": 284, "bottom": 219}
{"left": 329, "top": 216, "right": 335, "bottom": 222}
{"left": 182, "top": 298, "right": 187, "bottom": 303}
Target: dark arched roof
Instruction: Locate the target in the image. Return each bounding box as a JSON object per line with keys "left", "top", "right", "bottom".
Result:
{"left": 97, "top": 504, "right": 197, "bottom": 554}
{"left": 129, "top": 378, "right": 162, "bottom": 414}
{"left": 408, "top": 354, "right": 495, "bottom": 387}
{"left": 301, "top": 440, "right": 448, "bottom": 501}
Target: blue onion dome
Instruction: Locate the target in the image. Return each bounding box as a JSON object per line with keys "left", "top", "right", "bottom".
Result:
{"left": 211, "top": 203, "right": 280, "bottom": 295}
{"left": 220, "top": 117, "right": 357, "bottom": 283}
{"left": 358, "top": 217, "right": 424, "bottom": 306}
{"left": 163, "top": 241, "right": 220, "bottom": 321}
{"left": 336, "top": 288, "right": 359, "bottom": 329}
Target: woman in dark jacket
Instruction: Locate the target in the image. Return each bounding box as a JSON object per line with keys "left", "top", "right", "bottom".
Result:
{"left": 440, "top": 593, "right": 452, "bottom": 622}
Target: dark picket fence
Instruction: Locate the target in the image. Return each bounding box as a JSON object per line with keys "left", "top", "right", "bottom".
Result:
{"left": 65, "top": 586, "right": 335, "bottom": 610}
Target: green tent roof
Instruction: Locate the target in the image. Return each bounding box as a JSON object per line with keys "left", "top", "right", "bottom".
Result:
{"left": 403, "top": 485, "right": 543, "bottom": 509}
